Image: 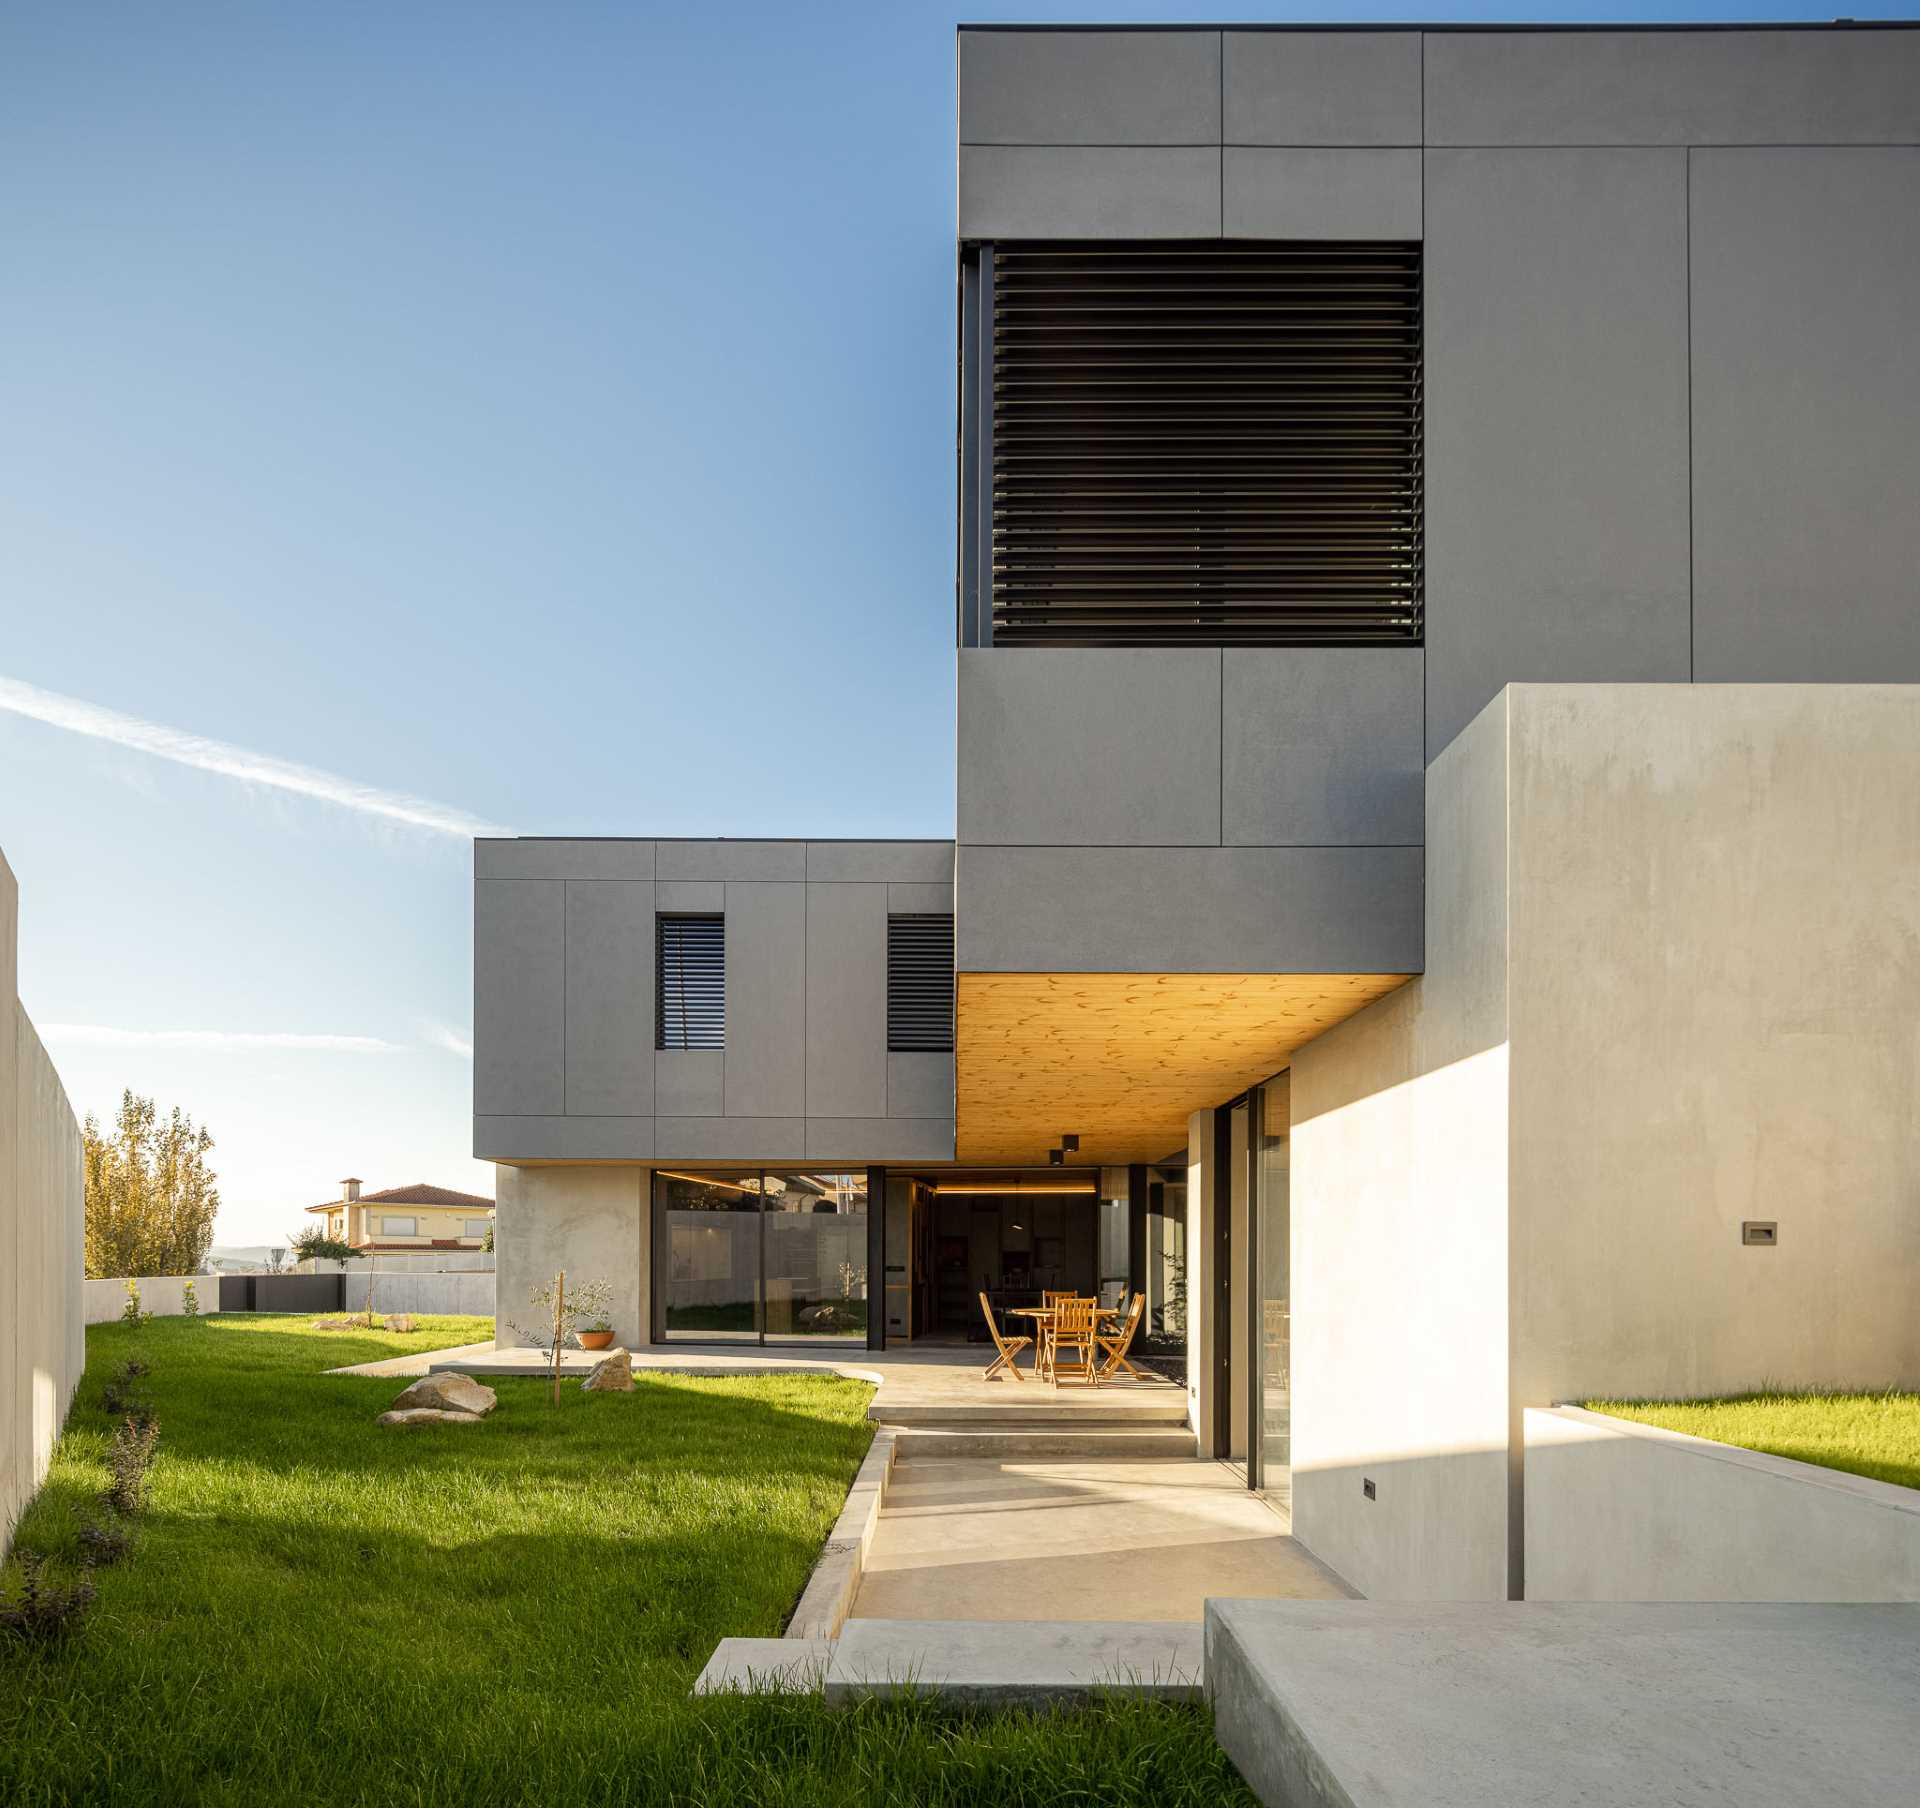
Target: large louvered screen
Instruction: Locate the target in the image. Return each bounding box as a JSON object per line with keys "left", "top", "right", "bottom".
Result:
{"left": 988, "top": 241, "right": 1422, "bottom": 646}
{"left": 888, "top": 915, "right": 954, "bottom": 1053}
{"left": 657, "top": 914, "right": 724, "bottom": 1051}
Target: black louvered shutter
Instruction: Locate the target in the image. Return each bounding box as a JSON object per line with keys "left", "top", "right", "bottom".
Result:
{"left": 987, "top": 241, "right": 1423, "bottom": 646}
{"left": 887, "top": 915, "right": 954, "bottom": 1053}
{"left": 657, "top": 915, "right": 725, "bottom": 1050}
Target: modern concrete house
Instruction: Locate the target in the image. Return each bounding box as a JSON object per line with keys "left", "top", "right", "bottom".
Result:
{"left": 476, "top": 23, "right": 1920, "bottom": 1602}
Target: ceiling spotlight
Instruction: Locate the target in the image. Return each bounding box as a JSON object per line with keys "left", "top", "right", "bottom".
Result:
{"left": 1061, "top": 1134, "right": 1080, "bottom": 1153}
{"left": 1048, "top": 1147, "right": 1064, "bottom": 1166}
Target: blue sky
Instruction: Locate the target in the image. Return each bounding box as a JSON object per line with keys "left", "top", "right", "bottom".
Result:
{"left": 1, "top": 0, "right": 1903, "bottom": 1244}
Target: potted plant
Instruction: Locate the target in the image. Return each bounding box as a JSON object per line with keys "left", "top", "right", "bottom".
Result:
{"left": 578, "top": 1315, "right": 615, "bottom": 1351}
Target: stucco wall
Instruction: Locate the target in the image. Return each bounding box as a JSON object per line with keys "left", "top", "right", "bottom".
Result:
{"left": 1505, "top": 686, "right": 1920, "bottom": 1408}
{"left": 1286, "top": 683, "right": 1920, "bottom": 1602}
{"left": 1, "top": 849, "right": 85, "bottom": 1557}
{"left": 83, "top": 1275, "right": 212, "bottom": 1325}
{"left": 492, "top": 1164, "right": 646, "bottom": 1350}
{"left": 1288, "top": 693, "right": 1514, "bottom": 1602}
{"left": 1525, "top": 1407, "right": 1920, "bottom": 1602}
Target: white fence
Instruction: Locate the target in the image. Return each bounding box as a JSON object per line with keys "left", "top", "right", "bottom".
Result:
{"left": 1524, "top": 1405, "right": 1920, "bottom": 1602}
{"left": 83, "top": 1274, "right": 212, "bottom": 1325}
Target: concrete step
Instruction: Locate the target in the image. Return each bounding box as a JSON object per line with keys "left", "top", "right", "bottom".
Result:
{"left": 890, "top": 1423, "right": 1198, "bottom": 1459}
{"left": 824, "top": 1617, "right": 1204, "bottom": 1707}
{"left": 694, "top": 1636, "right": 832, "bottom": 1696}
{"left": 871, "top": 1396, "right": 1190, "bottom": 1427}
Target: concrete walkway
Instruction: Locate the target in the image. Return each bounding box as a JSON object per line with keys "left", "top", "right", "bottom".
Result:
{"left": 326, "top": 1340, "right": 497, "bottom": 1379}
{"left": 853, "top": 1456, "right": 1353, "bottom": 1622}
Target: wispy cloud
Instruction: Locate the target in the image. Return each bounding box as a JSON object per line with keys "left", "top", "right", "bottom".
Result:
{"left": 425, "top": 1024, "right": 474, "bottom": 1059}
{"left": 0, "top": 674, "right": 513, "bottom": 839}
{"left": 41, "top": 1025, "right": 401, "bottom": 1053}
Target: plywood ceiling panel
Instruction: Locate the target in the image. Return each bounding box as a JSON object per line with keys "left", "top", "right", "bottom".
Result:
{"left": 956, "top": 971, "right": 1411, "bottom": 1166}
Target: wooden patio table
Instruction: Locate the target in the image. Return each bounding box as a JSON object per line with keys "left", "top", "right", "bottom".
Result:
{"left": 1006, "top": 1303, "right": 1124, "bottom": 1379}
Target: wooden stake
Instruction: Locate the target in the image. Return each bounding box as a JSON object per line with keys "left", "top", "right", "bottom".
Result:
{"left": 552, "top": 1270, "right": 565, "bottom": 1406}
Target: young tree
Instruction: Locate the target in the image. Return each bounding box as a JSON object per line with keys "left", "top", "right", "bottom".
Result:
{"left": 82, "top": 1093, "right": 219, "bottom": 1279}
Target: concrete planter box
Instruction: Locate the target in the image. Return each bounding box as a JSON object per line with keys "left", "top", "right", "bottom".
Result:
{"left": 1525, "top": 1405, "right": 1920, "bottom": 1602}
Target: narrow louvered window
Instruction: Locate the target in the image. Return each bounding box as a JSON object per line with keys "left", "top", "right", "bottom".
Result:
{"left": 888, "top": 915, "right": 954, "bottom": 1053}
{"left": 978, "top": 241, "right": 1423, "bottom": 647}
{"left": 657, "top": 915, "right": 724, "bottom": 1051}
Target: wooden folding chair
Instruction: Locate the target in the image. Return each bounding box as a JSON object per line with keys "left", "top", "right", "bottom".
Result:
{"left": 1097, "top": 1291, "right": 1149, "bottom": 1382}
{"left": 1045, "top": 1295, "right": 1100, "bottom": 1387}
{"left": 979, "top": 1292, "right": 1032, "bottom": 1382}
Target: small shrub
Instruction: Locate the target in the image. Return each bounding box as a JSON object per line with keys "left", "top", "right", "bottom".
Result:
{"left": 105, "top": 1417, "right": 161, "bottom": 1516}
{"left": 76, "top": 1517, "right": 135, "bottom": 1567}
{"left": 101, "top": 1357, "right": 156, "bottom": 1425}
{"left": 0, "top": 1552, "right": 96, "bottom": 1645}
{"left": 181, "top": 1279, "right": 199, "bottom": 1317}
{"left": 120, "top": 1279, "right": 152, "bottom": 1330}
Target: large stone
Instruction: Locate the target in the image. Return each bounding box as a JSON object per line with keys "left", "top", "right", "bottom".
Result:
{"left": 377, "top": 1408, "right": 485, "bottom": 1428}
{"left": 389, "top": 1372, "right": 497, "bottom": 1417}
{"left": 582, "top": 1348, "right": 634, "bottom": 1392}
{"left": 384, "top": 1314, "right": 417, "bottom": 1333}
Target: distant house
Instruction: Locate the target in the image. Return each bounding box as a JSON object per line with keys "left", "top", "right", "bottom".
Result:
{"left": 308, "top": 1178, "right": 494, "bottom": 1253}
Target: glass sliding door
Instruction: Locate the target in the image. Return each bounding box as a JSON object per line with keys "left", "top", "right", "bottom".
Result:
{"left": 1255, "top": 1074, "right": 1292, "bottom": 1508}
{"left": 653, "top": 1169, "right": 869, "bottom": 1345}
{"left": 657, "top": 1172, "right": 761, "bottom": 1341}
{"left": 1145, "top": 1164, "right": 1188, "bottom": 1341}
{"left": 761, "top": 1173, "right": 868, "bottom": 1341}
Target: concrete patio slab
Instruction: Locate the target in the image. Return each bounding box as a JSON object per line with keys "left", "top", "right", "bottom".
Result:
{"left": 854, "top": 1457, "right": 1353, "bottom": 1622}
{"left": 1207, "top": 1600, "right": 1920, "bottom": 1808}
{"left": 694, "top": 1637, "right": 834, "bottom": 1696}
{"left": 824, "top": 1617, "right": 1203, "bottom": 1707}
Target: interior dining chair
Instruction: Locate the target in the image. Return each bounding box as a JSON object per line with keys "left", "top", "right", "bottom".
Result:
{"left": 1097, "top": 1291, "right": 1148, "bottom": 1382}
{"left": 1047, "top": 1295, "right": 1100, "bottom": 1388}
{"left": 979, "top": 1292, "right": 1032, "bottom": 1382}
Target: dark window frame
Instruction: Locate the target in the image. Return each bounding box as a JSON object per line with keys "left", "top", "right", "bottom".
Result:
{"left": 656, "top": 913, "right": 725, "bottom": 1051}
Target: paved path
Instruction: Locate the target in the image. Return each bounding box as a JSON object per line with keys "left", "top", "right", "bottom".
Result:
{"left": 853, "top": 1456, "right": 1353, "bottom": 1622}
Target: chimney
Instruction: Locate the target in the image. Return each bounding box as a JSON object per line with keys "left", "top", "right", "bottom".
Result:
{"left": 340, "top": 1177, "right": 362, "bottom": 1203}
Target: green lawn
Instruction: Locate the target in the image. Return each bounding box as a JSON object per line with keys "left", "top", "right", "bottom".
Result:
{"left": 1583, "top": 1390, "right": 1920, "bottom": 1492}
{"left": 1, "top": 1315, "right": 1252, "bottom": 1807}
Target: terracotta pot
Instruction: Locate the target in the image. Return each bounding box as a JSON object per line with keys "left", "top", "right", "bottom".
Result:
{"left": 578, "top": 1330, "right": 615, "bottom": 1350}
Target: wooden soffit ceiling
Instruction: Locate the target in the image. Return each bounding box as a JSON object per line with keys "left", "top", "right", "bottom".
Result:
{"left": 955, "top": 971, "right": 1412, "bottom": 1167}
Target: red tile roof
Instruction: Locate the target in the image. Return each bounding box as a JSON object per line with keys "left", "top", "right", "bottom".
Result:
{"left": 305, "top": 1181, "right": 494, "bottom": 1215}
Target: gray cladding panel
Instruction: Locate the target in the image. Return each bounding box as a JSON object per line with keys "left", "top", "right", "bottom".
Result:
{"left": 1223, "top": 148, "right": 1421, "bottom": 241}
{"left": 656, "top": 880, "right": 724, "bottom": 912}
{"left": 1223, "top": 31, "right": 1422, "bottom": 147}
{"left": 475, "top": 840, "right": 654, "bottom": 880}
{"left": 805, "top": 1119, "right": 955, "bottom": 1164}
{"left": 959, "top": 29, "right": 1221, "bottom": 147}
{"left": 473, "top": 880, "right": 564, "bottom": 1116}
{"left": 887, "top": 1052, "right": 955, "bottom": 1121}
{"left": 1690, "top": 149, "right": 1920, "bottom": 683}
{"left": 564, "top": 881, "right": 653, "bottom": 1116}
{"left": 959, "top": 146, "right": 1221, "bottom": 241}
{"left": 1223, "top": 650, "right": 1424, "bottom": 847}
{"left": 958, "top": 649, "right": 1221, "bottom": 847}
{"left": 655, "top": 1051, "right": 724, "bottom": 1117}
{"left": 473, "top": 1115, "right": 653, "bottom": 1162}
{"left": 805, "top": 842, "right": 954, "bottom": 883}
{"left": 722, "top": 883, "right": 806, "bottom": 1118}
{"left": 889, "top": 882, "right": 954, "bottom": 914}
{"left": 805, "top": 884, "right": 887, "bottom": 1119}
{"left": 1423, "top": 29, "right": 1920, "bottom": 147}
{"left": 1423, "top": 149, "right": 1692, "bottom": 758}
{"left": 956, "top": 845, "right": 1422, "bottom": 975}
{"left": 656, "top": 841, "right": 806, "bottom": 881}
{"left": 655, "top": 1118, "right": 806, "bottom": 1162}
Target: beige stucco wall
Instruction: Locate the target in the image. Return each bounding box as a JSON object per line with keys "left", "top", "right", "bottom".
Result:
{"left": 1289, "top": 692, "right": 1514, "bottom": 1602}
{"left": 1, "top": 848, "right": 86, "bottom": 1557}
{"left": 492, "top": 1164, "right": 646, "bottom": 1350}
{"left": 1286, "top": 683, "right": 1920, "bottom": 1603}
